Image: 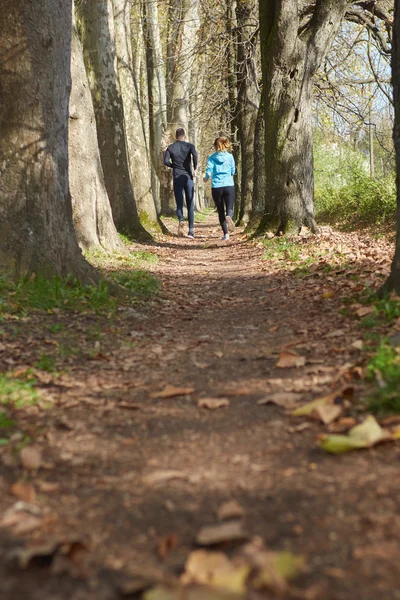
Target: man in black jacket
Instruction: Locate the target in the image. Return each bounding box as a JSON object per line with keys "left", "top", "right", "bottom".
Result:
{"left": 164, "top": 128, "right": 198, "bottom": 239}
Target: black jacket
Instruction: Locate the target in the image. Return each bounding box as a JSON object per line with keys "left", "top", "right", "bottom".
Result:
{"left": 164, "top": 141, "right": 198, "bottom": 179}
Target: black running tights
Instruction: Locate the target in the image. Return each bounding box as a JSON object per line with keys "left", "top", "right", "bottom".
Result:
{"left": 212, "top": 186, "right": 235, "bottom": 234}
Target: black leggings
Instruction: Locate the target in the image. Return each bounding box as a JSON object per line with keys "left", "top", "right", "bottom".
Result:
{"left": 212, "top": 186, "right": 235, "bottom": 234}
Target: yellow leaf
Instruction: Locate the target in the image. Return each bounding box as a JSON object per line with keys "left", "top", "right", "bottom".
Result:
{"left": 320, "top": 415, "right": 388, "bottom": 454}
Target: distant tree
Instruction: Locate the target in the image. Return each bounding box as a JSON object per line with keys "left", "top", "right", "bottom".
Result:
{"left": 76, "top": 0, "right": 150, "bottom": 240}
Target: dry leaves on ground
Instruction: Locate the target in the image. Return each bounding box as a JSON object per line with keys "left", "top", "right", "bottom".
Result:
{"left": 198, "top": 398, "right": 230, "bottom": 410}
{"left": 150, "top": 385, "right": 195, "bottom": 399}
{"left": 276, "top": 351, "right": 306, "bottom": 369}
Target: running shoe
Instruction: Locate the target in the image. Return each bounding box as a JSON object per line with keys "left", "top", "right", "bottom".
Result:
{"left": 178, "top": 221, "right": 185, "bottom": 237}
{"left": 222, "top": 233, "right": 230, "bottom": 241}
{"left": 226, "top": 215, "right": 235, "bottom": 233}
{"left": 187, "top": 232, "right": 195, "bottom": 240}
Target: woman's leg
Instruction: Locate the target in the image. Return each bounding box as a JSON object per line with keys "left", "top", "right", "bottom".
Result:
{"left": 224, "top": 186, "right": 235, "bottom": 218}
{"left": 224, "top": 186, "right": 235, "bottom": 233}
{"left": 212, "top": 187, "right": 228, "bottom": 234}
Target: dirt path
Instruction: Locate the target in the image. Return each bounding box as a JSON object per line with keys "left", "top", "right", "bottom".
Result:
{"left": 1, "top": 214, "right": 400, "bottom": 599}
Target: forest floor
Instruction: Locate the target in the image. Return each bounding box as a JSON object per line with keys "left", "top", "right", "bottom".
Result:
{"left": 1, "top": 213, "right": 400, "bottom": 600}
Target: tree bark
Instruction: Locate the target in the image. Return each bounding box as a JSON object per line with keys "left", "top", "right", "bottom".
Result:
{"left": 258, "top": 0, "right": 352, "bottom": 234}
{"left": 236, "top": 0, "right": 260, "bottom": 224}
{"left": 142, "top": 0, "right": 168, "bottom": 213}
{"left": 69, "top": 8, "right": 123, "bottom": 252}
{"left": 170, "top": 0, "right": 200, "bottom": 132}
{"left": 381, "top": 0, "right": 400, "bottom": 293}
{"left": 113, "top": 0, "right": 159, "bottom": 231}
{"left": 247, "top": 96, "right": 266, "bottom": 230}
{"left": 76, "top": 0, "right": 150, "bottom": 240}
{"left": 0, "top": 0, "right": 96, "bottom": 282}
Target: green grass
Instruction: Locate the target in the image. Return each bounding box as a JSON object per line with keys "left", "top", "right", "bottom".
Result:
{"left": 263, "top": 238, "right": 302, "bottom": 262}
{"left": 35, "top": 354, "right": 58, "bottom": 373}
{"left": 0, "top": 275, "right": 116, "bottom": 316}
{"left": 366, "top": 342, "right": 400, "bottom": 415}
{"left": 0, "top": 374, "right": 38, "bottom": 408}
{"left": 108, "top": 269, "right": 160, "bottom": 298}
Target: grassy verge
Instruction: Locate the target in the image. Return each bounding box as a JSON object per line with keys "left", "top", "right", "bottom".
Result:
{"left": 315, "top": 172, "right": 396, "bottom": 230}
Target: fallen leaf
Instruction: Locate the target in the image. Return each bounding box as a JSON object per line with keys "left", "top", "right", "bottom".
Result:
{"left": 351, "top": 340, "right": 363, "bottom": 350}
{"left": 145, "top": 584, "right": 242, "bottom": 600}
{"left": 10, "top": 482, "right": 36, "bottom": 503}
{"left": 276, "top": 351, "right": 306, "bottom": 369}
{"left": 356, "top": 306, "right": 375, "bottom": 318}
{"left": 20, "top": 446, "right": 42, "bottom": 471}
{"left": 118, "top": 402, "right": 141, "bottom": 410}
{"left": 37, "top": 481, "right": 61, "bottom": 494}
{"left": 150, "top": 385, "right": 195, "bottom": 399}
{"left": 158, "top": 534, "right": 179, "bottom": 560}
{"left": 196, "top": 521, "right": 247, "bottom": 546}
{"left": 214, "top": 351, "right": 224, "bottom": 358}
{"left": 326, "top": 329, "right": 345, "bottom": 338}
{"left": 181, "top": 550, "right": 249, "bottom": 592}
{"left": 257, "top": 392, "right": 301, "bottom": 410}
{"left": 217, "top": 501, "right": 245, "bottom": 521}
{"left": 322, "top": 291, "right": 334, "bottom": 299}
{"left": 143, "top": 470, "right": 188, "bottom": 485}
{"left": 320, "top": 415, "right": 390, "bottom": 454}
{"left": 198, "top": 398, "right": 230, "bottom": 410}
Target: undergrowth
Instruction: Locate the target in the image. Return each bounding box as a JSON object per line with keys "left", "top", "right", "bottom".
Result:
{"left": 0, "top": 275, "right": 116, "bottom": 317}
{"left": 315, "top": 170, "right": 396, "bottom": 229}
{"left": 366, "top": 342, "right": 400, "bottom": 416}
{"left": 0, "top": 373, "right": 38, "bottom": 408}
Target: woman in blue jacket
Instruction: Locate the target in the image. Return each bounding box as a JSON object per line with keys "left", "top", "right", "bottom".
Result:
{"left": 203, "top": 137, "right": 236, "bottom": 241}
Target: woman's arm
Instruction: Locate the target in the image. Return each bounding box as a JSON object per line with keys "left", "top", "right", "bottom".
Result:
{"left": 230, "top": 154, "right": 236, "bottom": 175}
{"left": 204, "top": 156, "right": 214, "bottom": 181}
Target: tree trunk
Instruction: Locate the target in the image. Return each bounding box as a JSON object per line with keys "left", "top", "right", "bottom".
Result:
{"left": 170, "top": 0, "right": 200, "bottom": 132}
{"left": 0, "top": 0, "right": 96, "bottom": 282}
{"left": 225, "top": 0, "right": 241, "bottom": 221}
{"left": 247, "top": 96, "right": 266, "bottom": 231}
{"left": 113, "top": 0, "right": 159, "bottom": 231}
{"left": 236, "top": 0, "right": 260, "bottom": 225}
{"left": 258, "top": 0, "right": 352, "bottom": 235}
{"left": 142, "top": 0, "right": 168, "bottom": 214}
{"left": 381, "top": 0, "right": 400, "bottom": 293}
{"left": 76, "top": 0, "right": 150, "bottom": 240}
{"left": 69, "top": 8, "right": 123, "bottom": 253}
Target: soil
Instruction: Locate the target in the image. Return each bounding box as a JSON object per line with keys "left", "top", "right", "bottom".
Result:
{"left": 1, "top": 214, "right": 400, "bottom": 600}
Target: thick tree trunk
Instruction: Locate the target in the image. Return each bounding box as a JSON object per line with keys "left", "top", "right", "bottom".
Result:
{"left": 236, "top": 0, "right": 260, "bottom": 225}
{"left": 258, "top": 0, "right": 352, "bottom": 235}
{"left": 76, "top": 0, "right": 150, "bottom": 240}
{"left": 381, "top": 0, "right": 400, "bottom": 293}
{"left": 113, "top": 0, "right": 159, "bottom": 231}
{"left": 0, "top": 0, "right": 96, "bottom": 282}
{"left": 69, "top": 9, "right": 123, "bottom": 253}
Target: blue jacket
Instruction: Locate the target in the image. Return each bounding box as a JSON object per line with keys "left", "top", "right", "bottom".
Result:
{"left": 204, "top": 152, "right": 235, "bottom": 188}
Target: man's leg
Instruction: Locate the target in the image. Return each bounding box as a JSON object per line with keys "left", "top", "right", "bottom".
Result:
{"left": 212, "top": 187, "right": 228, "bottom": 235}
{"left": 173, "top": 176, "right": 185, "bottom": 236}
{"left": 185, "top": 177, "right": 195, "bottom": 235}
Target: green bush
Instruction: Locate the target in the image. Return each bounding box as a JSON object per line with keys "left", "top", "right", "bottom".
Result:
{"left": 315, "top": 170, "right": 396, "bottom": 228}
{"left": 366, "top": 342, "right": 400, "bottom": 415}
{"left": 314, "top": 139, "right": 396, "bottom": 228}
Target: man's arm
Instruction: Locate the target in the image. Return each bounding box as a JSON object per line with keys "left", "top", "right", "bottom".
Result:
{"left": 191, "top": 144, "right": 198, "bottom": 171}
{"left": 163, "top": 147, "right": 172, "bottom": 168}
